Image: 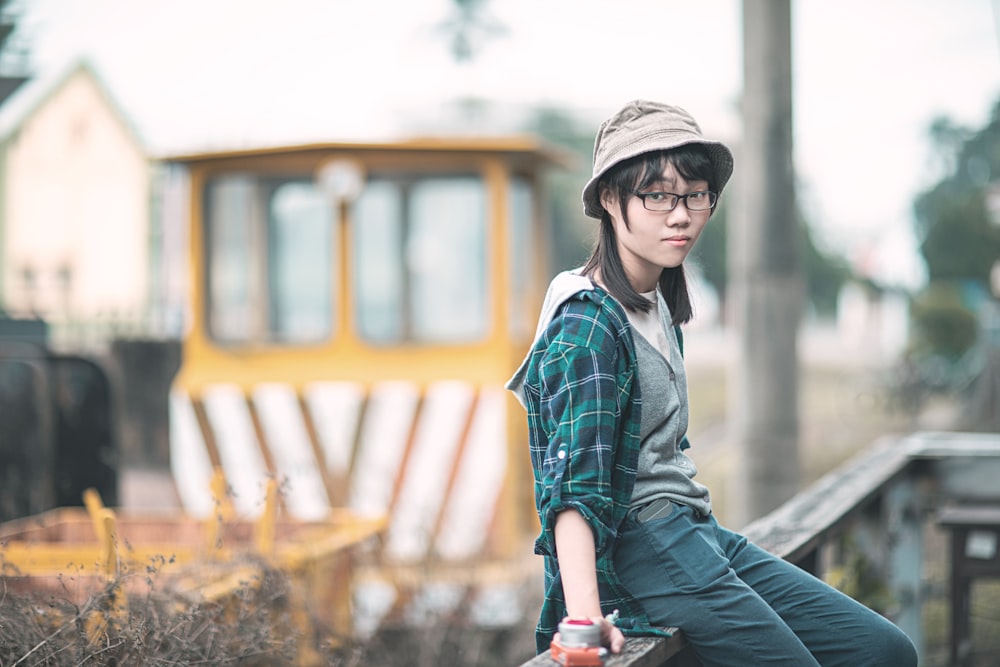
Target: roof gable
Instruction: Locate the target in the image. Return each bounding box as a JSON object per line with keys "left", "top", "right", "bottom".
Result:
{"left": 0, "top": 59, "right": 145, "bottom": 152}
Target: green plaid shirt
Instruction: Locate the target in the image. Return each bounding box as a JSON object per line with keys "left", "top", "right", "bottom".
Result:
{"left": 516, "top": 285, "right": 673, "bottom": 653}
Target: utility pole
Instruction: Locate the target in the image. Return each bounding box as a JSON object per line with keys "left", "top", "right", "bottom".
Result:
{"left": 728, "top": 0, "right": 804, "bottom": 526}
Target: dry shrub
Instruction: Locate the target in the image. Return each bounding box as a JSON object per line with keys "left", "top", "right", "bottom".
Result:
{"left": 1, "top": 557, "right": 540, "bottom": 666}
{"left": 0, "top": 558, "right": 308, "bottom": 666}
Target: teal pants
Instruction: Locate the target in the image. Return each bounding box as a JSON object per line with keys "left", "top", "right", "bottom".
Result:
{"left": 613, "top": 501, "right": 918, "bottom": 667}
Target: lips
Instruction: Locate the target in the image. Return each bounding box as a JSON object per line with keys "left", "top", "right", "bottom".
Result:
{"left": 664, "top": 236, "right": 690, "bottom": 246}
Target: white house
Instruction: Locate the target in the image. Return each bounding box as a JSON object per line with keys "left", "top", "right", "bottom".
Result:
{"left": 0, "top": 61, "right": 151, "bottom": 345}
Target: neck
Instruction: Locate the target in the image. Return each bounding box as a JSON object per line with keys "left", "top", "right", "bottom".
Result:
{"left": 625, "top": 266, "right": 660, "bottom": 294}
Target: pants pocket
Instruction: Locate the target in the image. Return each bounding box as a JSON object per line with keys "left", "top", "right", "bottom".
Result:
{"left": 622, "top": 506, "right": 730, "bottom": 594}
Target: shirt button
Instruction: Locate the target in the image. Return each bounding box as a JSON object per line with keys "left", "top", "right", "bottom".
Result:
{"left": 557, "top": 449, "right": 567, "bottom": 460}
{"left": 670, "top": 371, "right": 676, "bottom": 381}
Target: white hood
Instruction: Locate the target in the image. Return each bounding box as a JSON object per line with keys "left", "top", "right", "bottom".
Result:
{"left": 505, "top": 269, "right": 596, "bottom": 407}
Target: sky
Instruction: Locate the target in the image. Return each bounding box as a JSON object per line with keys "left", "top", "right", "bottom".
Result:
{"left": 10, "top": 0, "right": 1000, "bottom": 289}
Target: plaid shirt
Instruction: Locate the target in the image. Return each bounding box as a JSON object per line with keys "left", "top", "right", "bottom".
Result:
{"left": 517, "top": 286, "right": 673, "bottom": 653}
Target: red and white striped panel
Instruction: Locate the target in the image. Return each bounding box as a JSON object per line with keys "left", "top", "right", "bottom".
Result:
{"left": 169, "top": 380, "right": 509, "bottom": 561}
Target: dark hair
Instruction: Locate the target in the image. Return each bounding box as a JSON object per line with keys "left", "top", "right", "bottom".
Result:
{"left": 581, "top": 144, "right": 715, "bottom": 325}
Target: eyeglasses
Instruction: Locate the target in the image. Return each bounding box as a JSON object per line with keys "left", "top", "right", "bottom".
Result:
{"left": 631, "top": 190, "right": 718, "bottom": 212}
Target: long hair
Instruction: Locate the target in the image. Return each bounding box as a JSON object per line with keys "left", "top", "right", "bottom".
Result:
{"left": 581, "top": 144, "right": 716, "bottom": 325}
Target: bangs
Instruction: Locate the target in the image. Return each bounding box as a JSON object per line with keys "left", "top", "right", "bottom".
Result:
{"left": 633, "top": 145, "right": 715, "bottom": 192}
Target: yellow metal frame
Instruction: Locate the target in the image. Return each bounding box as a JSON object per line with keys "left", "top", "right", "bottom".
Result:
{"left": 170, "top": 137, "right": 565, "bottom": 394}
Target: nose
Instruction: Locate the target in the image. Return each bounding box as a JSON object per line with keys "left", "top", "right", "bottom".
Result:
{"left": 665, "top": 202, "right": 691, "bottom": 226}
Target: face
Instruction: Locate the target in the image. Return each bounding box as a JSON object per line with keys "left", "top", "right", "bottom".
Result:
{"left": 599, "top": 161, "right": 712, "bottom": 292}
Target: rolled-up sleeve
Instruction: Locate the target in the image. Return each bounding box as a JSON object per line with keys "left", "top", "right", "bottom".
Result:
{"left": 515, "top": 289, "right": 647, "bottom": 649}
{"left": 534, "top": 338, "right": 625, "bottom": 558}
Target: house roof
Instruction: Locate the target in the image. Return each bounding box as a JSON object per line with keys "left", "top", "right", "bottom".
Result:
{"left": 0, "top": 59, "right": 146, "bottom": 152}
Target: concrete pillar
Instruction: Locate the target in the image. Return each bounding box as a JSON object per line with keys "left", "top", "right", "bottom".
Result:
{"left": 728, "top": 0, "right": 804, "bottom": 526}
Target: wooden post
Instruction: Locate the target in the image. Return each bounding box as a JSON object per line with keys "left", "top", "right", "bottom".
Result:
{"left": 884, "top": 477, "right": 924, "bottom": 663}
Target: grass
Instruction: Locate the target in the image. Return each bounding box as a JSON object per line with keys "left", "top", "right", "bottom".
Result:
{"left": 684, "top": 355, "right": 924, "bottom": 526}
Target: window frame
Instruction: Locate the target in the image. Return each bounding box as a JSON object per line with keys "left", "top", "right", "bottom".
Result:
{"left": 202, "top": 172, "right": 336, "bottom": 347}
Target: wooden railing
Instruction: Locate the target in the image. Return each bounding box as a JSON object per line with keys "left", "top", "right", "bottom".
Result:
{"left": 521, "top": 431, "right": 1000, "bottom": 666}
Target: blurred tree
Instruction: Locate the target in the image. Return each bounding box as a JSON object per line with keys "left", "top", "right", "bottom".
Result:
{"left": 691, "top": 203, "right": 849, "bottom": 322}
{"left": 436, "top": 0, "right": 506, "bottom": 62}
{"left": 908, "top": 101, "right": 1000, "bottom": 369}
{"left": 522, "top": 106, "right": 594, "bottom": 273}
{"left": 0, "top": 0, "right": 29, "bottom": 106}
{"left": 914, "top": 102, "right": 1000, "bottom": 286}
{"left": 0, "top": 2, "right": 12, "bottom": 49}
{"left": 800, "top": 219, "right": 852, "bottom": 317}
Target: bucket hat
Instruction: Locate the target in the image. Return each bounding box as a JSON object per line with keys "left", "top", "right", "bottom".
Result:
{"left": 582, "top": 100, "right": 734, "bottom": 219}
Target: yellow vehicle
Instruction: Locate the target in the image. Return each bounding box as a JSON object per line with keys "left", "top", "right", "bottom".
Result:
{"left": 162, "top": 136, "right": 568, "bottom": 619}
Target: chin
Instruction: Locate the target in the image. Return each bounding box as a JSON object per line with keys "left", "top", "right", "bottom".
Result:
{"left": 659, "top": 254, "right": 689, "bottom": 269}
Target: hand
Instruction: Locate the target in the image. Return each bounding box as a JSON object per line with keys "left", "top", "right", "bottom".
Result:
{"left": 600, "top": 615, "right": 626, "bottom": 654}
{"left": 557, "top": 615, "right": 625, "bottom": 655}
{"left": 599, "top": 615, "right": 626, "bottom": 654}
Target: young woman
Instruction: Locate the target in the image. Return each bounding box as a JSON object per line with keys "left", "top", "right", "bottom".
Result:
{"left": 506, "top": 100, "right": 917, "bottom": 666}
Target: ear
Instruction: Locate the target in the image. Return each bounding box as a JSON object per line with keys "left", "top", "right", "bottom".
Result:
{"left": 599, "top": 187, "right": 617, "bottom": 212}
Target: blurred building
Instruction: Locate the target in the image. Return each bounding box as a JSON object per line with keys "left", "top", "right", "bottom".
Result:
{"left": 0, "top": 61, "right": 153, "bottom": 349}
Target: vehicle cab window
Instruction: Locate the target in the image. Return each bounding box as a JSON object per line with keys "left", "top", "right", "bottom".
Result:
{"left": 204, "top": 172, "right": 489, "bottom": 347}
{"left": 353, "top": 175, "right": 487, "bottom": 345}
{"left": 205, "top": 175, "right": 334, "bottom": 345}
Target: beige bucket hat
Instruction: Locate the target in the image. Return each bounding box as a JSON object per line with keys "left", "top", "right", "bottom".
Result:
{"left": 581, "top": 99, "right": 734, "bottom": 219}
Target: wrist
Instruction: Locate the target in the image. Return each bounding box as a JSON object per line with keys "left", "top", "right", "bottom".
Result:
{"left": 563, "top": 614, "right": 617, "bottom": 631}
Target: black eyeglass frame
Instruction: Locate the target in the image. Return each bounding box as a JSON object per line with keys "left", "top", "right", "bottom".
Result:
{"left": 630, "top": 190, "right": 718, "bottom": 212}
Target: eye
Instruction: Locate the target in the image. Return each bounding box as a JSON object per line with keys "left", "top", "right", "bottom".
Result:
{"left": 688, "top": 192, "right": 708, "bottom": 203}
{"left": 645, "top": 192, "right": 667, "bottom": 202}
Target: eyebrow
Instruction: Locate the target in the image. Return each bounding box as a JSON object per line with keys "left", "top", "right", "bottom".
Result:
{"left": 651, "top": 173, "right": 706, "bottom": 187}
{"left": 641, "top": 174, "right": 677, "bottom": 190}
{"left": 643, "top": 179, "right": 710, "bottom": 192}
